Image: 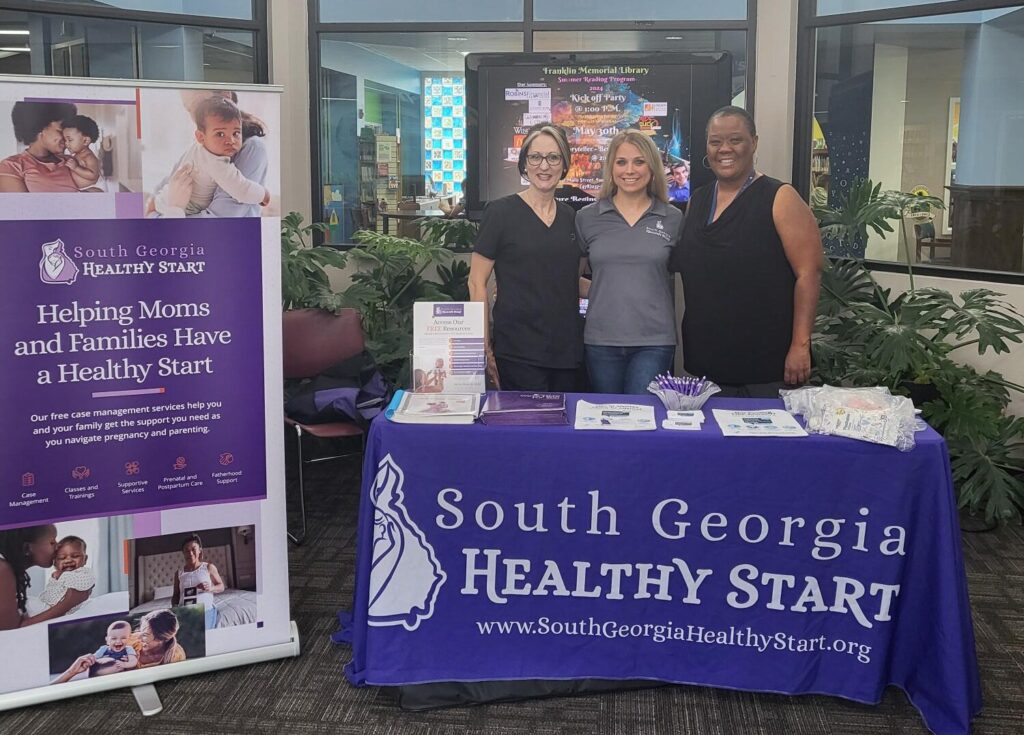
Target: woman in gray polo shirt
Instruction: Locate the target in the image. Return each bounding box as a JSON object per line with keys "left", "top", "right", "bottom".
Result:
{"left": 576, "top": 129, "right": 682, "bottom": 394}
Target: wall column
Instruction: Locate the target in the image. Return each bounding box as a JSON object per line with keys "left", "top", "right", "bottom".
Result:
{"left": 753, "top": 0, "right": 799, "bottom": 182}
{"left": 268, "top": 0, "right": 312, "bottom": 223}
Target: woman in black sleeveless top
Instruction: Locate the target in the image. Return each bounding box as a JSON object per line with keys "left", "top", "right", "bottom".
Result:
{"left": 670, "top": 107, "right": 823, "bottom": 398}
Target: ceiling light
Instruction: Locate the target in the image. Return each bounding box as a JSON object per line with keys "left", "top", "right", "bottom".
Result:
{"left": 0, "top": 46, "right": 29, "bottom": 52}
{"left": 665, "top": 36, "right": 683, "bottom": 40}
{"left": 448, "top": 36, "right": 468, "bottom": 41}
{"left": 0, "top": 30, "right": 29, "bottom": 36}
{"left": 459, "top": 51, "right": 470, "bottom": 56}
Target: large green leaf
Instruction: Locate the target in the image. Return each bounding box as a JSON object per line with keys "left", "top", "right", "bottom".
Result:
{"left": 925, "top": 288, "right": 1024, "bottom": 354}
{"left": 948, "top": 416, "right": 1024, "bottom": 522}
{"left": 814, "top": 179, "right": 898, "bottom": 245}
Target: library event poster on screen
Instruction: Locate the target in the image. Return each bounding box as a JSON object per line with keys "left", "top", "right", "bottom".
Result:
{"left": 480, "top": 62, "right": 696, "bottom": 197}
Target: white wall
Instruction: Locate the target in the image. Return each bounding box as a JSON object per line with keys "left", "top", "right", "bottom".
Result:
{"left": 866, "top": 43, "right": 908, "bottom": 261}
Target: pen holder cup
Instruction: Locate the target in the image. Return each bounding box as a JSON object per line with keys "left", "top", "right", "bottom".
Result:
{"left": 647, "top": 381, "right": 721, "bottom": 410}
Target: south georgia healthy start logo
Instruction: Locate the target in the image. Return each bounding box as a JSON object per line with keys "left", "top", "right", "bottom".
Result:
{"left": 39, "top": 239, "right": 79, "bottom": 285}
{"left": 368, "top": 454, "right": 446, "bottom": 631}
{"left": 38, "top": 238, "right": 207, "bottom": 282}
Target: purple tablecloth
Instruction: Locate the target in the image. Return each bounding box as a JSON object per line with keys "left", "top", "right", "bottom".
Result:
{"left": 341, "top": 396, "right": 981, "bottom": 734}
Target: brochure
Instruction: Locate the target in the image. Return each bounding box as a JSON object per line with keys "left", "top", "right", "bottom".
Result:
{"left": 574, "top": 401, "right": 657, "bottom": 431}
{"left": 481, "top": 392, "right": 567, "bottom": 426}
{"left": 712, "top": 409, "right": 808, "bottom": 438}
{"left": 662, "top": 410, "right": 705, "bottom": 431}
{"left": 412, "top": 302, "right": 486, "bottom": 394}
{"left": 388, "top": 390, "right": 481, "bottom": 425}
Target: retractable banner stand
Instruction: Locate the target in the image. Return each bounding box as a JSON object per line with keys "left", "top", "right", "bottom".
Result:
{"left": 0, "top": 76, "right": 297, "bottom": 713}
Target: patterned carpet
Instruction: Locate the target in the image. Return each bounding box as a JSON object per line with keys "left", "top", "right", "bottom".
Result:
{"left": 1, "top": 453, "right": 1021, "bottom": 735}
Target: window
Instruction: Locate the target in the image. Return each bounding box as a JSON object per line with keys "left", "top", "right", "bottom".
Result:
{"left": 317, "top": 32, "right": 522, "bottom": 244}
{"left": 319, "top": 0, "right": 522, "bottom": 23}
{"left": 0, "top": 5, "right": 264, "bottom": 82}
{"left": 533, "top": 0, "right": 746, "bottom": 22}
{"left": 35, "top": 1, "right": 254, "bottom": 21}
{"left": 311, "top": 2, "right": 757, "bottom": 243}
{"left": 802, "top": 4, "right": 1024, "bottom": 275}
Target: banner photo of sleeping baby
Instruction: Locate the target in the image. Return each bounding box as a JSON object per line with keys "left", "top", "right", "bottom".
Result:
{"left": 127, "top": 526, "right": 258, "bottom": 631}
{"left": 47, "top": 605, "right": 205, "bottom": 684}
{"left": 0, "top": 516, "right": 132, "bottom": 631}
{"left": 0, "top": 79, "right": 142, "bottom": 220}
{"left": 139, "top": 87, "right": 280, "bottom": 218}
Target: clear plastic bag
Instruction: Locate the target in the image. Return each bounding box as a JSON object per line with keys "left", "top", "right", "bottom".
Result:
{"left": 781, "top": 385, "right": 918, "bottom": 451}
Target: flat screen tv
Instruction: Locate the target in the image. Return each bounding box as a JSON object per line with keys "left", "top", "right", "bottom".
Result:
{"left": 465, "top": 51, "right": 734, "bottom": 217}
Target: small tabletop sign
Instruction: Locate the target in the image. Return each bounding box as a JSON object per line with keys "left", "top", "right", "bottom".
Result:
{"left": 412, "top": 302, "right": 485, "bottom": 394}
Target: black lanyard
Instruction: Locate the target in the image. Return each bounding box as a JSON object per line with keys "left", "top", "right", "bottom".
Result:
{"left": 707, "top": 170, "right": 757, "bottom": 225}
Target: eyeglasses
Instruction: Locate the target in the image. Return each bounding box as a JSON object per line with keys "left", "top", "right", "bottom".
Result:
{"left": 526, "top": 152, "right": 563, "bottom": 167}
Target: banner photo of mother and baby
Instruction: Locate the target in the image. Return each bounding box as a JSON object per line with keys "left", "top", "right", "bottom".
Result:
{"left": 0, "top": 76, "right": 292, "bottom": 709}
{"left": 0, "top": 78, "right": 281, "bottom": 220}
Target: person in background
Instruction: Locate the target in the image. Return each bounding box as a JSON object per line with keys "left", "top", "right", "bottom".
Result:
{"left": 468, "top": 122, "right": 582, "bottom": 391}
{"left": 38, "top": 535, "right": 95, "bottom": 616}
{"left": 61, "top": 114, "right": 102, "bottom": 190}
{"left": 52, "top": 609, "right": 187, "bottom": 684}
{"left": 575, "top": 129, "right": 683, "bottom": 394}
{"left": 0, "top": 101, "right": 80, "bottom": 192}
{"left": 0, "top": 525, "right": 57, "bottom": 630}
{"left": 173, "top": 533, "right": 224, "bottom": 630}
{"left": 667, "top": 159, "right": 691, "bottom": 203}
{"left": 670, "top": 105, "right": 823, "bottom": 397}
{"left": 150, "top": 89, "right": 269, "bottom": 218}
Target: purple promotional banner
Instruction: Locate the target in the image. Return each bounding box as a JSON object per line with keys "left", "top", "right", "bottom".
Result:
{"left": 0, "top": 217, "right": 266, "bottom": 527}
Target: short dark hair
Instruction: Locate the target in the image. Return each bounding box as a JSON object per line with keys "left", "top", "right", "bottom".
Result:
{"left": 57, "top": 535, "right": 87, "bottom": 553}
{"left": 63, "top": 114, "right": 99, "bottom": 143}
{"left": 193, "top": 96, "right": 241, "bottom": 130}
{"left": 706, "top": 105, "right": 757, "bottom": 137}
{"left": 11, "top": 101, "right": 77, "bottom": 145}
{"left": 517, "top": 122, "right": 572, "bottom": 178}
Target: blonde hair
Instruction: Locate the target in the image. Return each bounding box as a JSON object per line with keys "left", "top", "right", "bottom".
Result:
{"left": 599, "top": 129, "right": 669, "bottom": 203}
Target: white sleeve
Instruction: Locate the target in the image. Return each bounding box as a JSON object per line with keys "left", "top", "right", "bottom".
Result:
{"left": 201, "top": 152, "right": 266, "bottom": 205}
{"left": 154, "top": 190, "right": 187, "bottom": 218}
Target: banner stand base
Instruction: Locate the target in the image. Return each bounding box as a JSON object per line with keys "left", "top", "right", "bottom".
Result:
{"left": 132, "top": 684, "right": 162, "bottom": 716}
{"left": 0, "top": 621, "right": 301, "bottom": 715}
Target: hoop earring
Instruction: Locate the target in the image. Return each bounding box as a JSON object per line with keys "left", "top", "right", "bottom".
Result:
{"left": 702, "top": 155, "right": 711, "bottom": 169}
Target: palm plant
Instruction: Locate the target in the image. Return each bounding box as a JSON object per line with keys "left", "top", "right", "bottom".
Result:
{"left": 813, "top": 181, "right": 1024, "bottom": 523}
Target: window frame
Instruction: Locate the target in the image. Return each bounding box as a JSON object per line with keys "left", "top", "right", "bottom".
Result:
{"left": 792, "top": 0, "right": 1024, "bottom": 282}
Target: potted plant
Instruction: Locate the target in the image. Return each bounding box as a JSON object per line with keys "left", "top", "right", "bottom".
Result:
{"left": 280, "top": 210, "right": 475, "bottom": 387}
{"left": 812, "top": 181, "right": 1024, "bottom": 523}
{"left": 280, "top": 211, "right": 348, "bottom": 311}
{"left": 339, "top": 229, "right": 460, "bottom": 386}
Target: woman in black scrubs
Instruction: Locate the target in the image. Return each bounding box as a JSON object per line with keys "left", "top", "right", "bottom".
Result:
{"left": 468, "top": 123, "right": 582, "bottom": 391}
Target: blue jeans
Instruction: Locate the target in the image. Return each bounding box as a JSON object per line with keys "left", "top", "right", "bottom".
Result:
{"left": 585, "top": 345, "right": 675, "bottom": 395}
